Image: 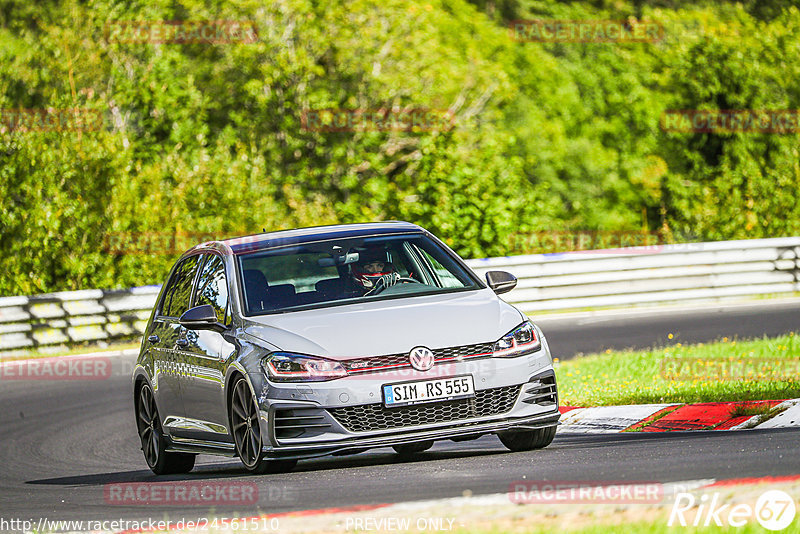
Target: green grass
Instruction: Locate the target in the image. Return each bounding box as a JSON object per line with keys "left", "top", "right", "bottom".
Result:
{"left": 728, "top": 403, "right": 774, "bottom": 418}
{"left": 555, "top": 333, "right": 800, "bottom": 406}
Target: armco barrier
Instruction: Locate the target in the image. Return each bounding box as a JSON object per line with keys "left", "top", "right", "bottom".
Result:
{"left": 0, "top": 286, "right": 160, "bottom": 351}
{"left": 466, "top": 237, "right": 800, "bottom": 311}
{"left": 0, "top": 237, "right": 798, "bottom": 351}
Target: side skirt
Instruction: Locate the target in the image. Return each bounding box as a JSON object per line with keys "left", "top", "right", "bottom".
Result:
{"left": 166, "top": 435, "right": 238, "bottom": 457}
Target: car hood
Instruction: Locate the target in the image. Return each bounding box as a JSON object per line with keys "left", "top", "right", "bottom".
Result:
{"left": 242, "top": 288, "right": 524, "bottom": 359}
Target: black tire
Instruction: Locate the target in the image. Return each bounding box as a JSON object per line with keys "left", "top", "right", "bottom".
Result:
{"left": 136, "top": 383, "right": 196, "bottom": 475}
{"left": 498, "top": 426, "right": 556, "bottom": 452}
{"left": 229, "top": 376, "right": 297, "bottom": 474}
{"left": 392, "top": 440, "right": 434, "bottom": 455}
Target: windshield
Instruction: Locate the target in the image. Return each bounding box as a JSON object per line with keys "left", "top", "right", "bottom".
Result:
{"left": 237, "top": 234, "right": 481, "bottom": 315}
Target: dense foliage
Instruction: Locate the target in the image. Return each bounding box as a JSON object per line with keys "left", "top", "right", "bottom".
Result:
{"left": 1, "top": 0, "right": 798, "bottom": 295}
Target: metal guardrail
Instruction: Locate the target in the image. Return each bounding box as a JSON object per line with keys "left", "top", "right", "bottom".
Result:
{"left": 0, "top": 287, "right": 160, "bottom": 351}
{"left": 466, "top": 237, "right": 800, "bottom": 312}
{"left": 1, "top": 237, "right": 798, "bottom": 351}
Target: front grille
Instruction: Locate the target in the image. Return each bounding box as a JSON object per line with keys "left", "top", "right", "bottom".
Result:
{"left": 329, "top": 384, "right": 521, "bottom": 433}
{"left": 341, "top": 342, "right": 494, "bottom": 374}
{"left": 434, "top": 342, "right": 494, "bottom": 360}
{"left": 273, "top": 408, "right": 330, "bottom": 439}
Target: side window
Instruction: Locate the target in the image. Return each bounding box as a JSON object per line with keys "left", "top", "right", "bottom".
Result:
{"left": 194, "top": 254, "right": 230, "bottom": 325}
{"left": 160, "top": 256, "right": 200, "bottom": 317}
{"left": 419, "top": 249, "right": 463, "bottom": 288}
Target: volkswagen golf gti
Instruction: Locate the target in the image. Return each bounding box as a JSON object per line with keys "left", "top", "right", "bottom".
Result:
{"left": 132, "top": 222, "right": 560, "bottom": 474}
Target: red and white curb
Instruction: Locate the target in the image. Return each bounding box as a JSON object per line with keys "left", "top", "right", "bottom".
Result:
{"left": 558, "top": 403, "right": 677, "bottom": 433}
{"left": 558, "top": 399, "right": 800, "bottom": 433}
{"left": 749, "top": 399, "right": 800, "bottom": 429}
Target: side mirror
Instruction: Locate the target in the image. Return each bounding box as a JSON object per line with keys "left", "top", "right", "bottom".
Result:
{"left": 486, "top": 271, "right": 517, "bottom": 295}
{"left": 180, "top": 304, "right": 225, "bottom": 332}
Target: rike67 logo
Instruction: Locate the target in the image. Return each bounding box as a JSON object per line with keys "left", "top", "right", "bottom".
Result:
{"left": 669, "top": 490, "right": 796, "bottom": 531}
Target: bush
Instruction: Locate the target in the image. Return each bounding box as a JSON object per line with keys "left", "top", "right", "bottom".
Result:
{"left": 1, "top": 0, "right": 798, "bottom": 295}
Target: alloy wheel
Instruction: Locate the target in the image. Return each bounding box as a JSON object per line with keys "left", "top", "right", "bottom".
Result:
{"left": 231, "top": 378, "right": 262, "bottom": 468}
{"left": 137, "top": 384, "right": 160, "bottom": 467}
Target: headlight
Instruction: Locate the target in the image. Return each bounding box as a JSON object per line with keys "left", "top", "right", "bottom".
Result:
{"left": 493, "top": 321, "right": 541, "bottom": 357}
{"left": 261, "top": 352, "right": 348, "bottom": 382}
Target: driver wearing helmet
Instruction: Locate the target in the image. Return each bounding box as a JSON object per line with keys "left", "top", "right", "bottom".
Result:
{"left": 350, "top": 249, "right": 400, "bottom": 295}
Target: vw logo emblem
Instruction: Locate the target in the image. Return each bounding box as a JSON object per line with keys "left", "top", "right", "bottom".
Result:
{"left": 409, "top": 346, "right": 435, "bottom": 372}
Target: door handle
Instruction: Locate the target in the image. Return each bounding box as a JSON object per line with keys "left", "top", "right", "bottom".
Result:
{"left": 147, "top": 335, "right": 160, "bottom": 343}
{"left": 175, "top": 338, "right": 189, "bottom": 347}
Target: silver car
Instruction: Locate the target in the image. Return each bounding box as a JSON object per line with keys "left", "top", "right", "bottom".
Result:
{"left": 132, "top": 222, "right": 559, "bottom": 474}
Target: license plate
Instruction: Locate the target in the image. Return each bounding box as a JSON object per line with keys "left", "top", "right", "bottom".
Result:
{"left": 382, "top": 375, "right": 475, "bottom": 408}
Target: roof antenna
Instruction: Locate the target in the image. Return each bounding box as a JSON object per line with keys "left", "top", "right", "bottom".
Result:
{"left": 262, "top": 228, "right": 266, "bottom": 233}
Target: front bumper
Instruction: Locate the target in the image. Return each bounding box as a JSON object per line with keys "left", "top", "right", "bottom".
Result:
{"left": 262, "top": 408, "right": 560, "bottom": 459}
{"left": 252, "top": 347, "right": 559, "bottom": 460}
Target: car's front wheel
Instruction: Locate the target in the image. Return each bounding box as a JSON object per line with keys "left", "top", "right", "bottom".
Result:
{"left": 498, "top": 426, "right": 556, "bottom": 452}
{"left": 229, "top": 376, "right": 297, "bottom": 474}
{"left": 136, "top": 383, "right": 196, "bottom": 474}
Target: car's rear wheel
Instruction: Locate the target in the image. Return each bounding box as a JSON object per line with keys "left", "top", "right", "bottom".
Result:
{"left": 498, "top": 426, "right": 556, "bottom": 452}
{"left": 392, "top": 440, "right": 434, "bottom": 455}
{"left": 136, "top": 383, "right": 196, "bottom": 474}
{"left": 230, "top": 377, "right": 297, "bottom": 474}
